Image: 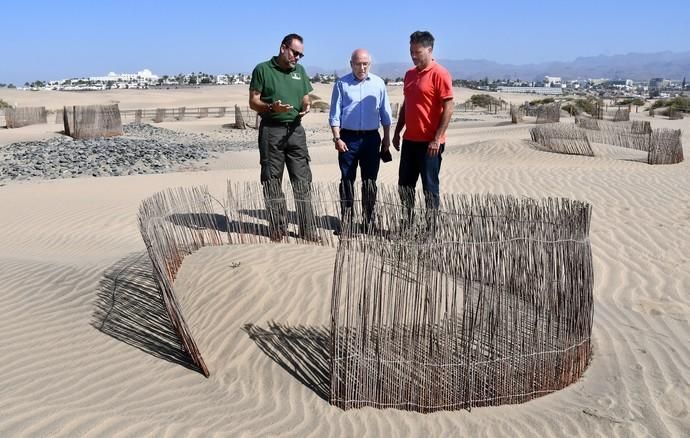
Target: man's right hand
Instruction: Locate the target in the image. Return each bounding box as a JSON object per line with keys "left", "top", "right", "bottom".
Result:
{"left": 392, "top": 132, "right": 401, "bottom": 151}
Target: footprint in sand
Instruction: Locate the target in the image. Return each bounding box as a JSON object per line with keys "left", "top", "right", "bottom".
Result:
{"left": 633, "top": 299, "right": 689, "bottom": 323}
{"left": 596, "top": 395, "right": 617, "bottom": 410}
{"left": 657, "top": 384, "right": 689, "bottom": 418}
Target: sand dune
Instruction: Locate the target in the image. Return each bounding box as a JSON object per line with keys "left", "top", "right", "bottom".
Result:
{"left": 0, "top": 85, "right": 688, "bottom": 437}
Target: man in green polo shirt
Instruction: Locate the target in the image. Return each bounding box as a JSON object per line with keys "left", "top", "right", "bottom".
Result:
{"left": 249, "top": 33, "right": 316, "bottom": 242}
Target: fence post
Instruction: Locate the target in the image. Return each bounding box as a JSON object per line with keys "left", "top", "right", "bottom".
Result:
{"left": 234, "top": 105, "right": 246, "bottom": 129}
{"left": 73, "top": 105, "right": 77, "bottom": 137}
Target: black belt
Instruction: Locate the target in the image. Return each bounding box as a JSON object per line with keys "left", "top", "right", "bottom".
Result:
{"left": 341, "top": 129, "right": 378, "bottom": 135}
{"left": 261, "top": 118, "right": 301, "bottom": 128}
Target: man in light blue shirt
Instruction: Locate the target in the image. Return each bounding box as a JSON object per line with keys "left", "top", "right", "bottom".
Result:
{"left": 329, "top": 48, "right": 393, "bottom": 231}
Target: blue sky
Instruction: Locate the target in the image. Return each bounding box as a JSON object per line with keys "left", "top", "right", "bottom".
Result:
{"left": 3, "top": 0, "right": 689, "bottom": 84}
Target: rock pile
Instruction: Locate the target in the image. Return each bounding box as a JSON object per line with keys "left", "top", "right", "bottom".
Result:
{"left": 0, "top": 123, "right": 256, "bottom": 182}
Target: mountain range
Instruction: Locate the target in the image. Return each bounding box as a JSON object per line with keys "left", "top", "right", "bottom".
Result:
{"left": 309, "top": 51, "right": 690, "bottom": 81}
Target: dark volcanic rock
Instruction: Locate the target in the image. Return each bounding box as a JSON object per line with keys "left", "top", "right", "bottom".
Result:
{"left": 0, "top": 123, "right": 256, "bottom": 182}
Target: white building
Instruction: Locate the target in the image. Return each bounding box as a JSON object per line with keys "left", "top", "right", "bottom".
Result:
{"left": 497, "top": 86, "right": 562, "bottom": 95}
{"left": 89, "top": 69, "right": 159, "bottom": 84}
{"left": 568, "top": 80, "right": 582, "bottom": 89}
{"left": 544, "top": 76, "right": 562, "bottom": 88}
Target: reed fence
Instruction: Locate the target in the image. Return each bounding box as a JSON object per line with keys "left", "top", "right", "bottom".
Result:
{"left": 648, "top": 129, "right": 684, "bottom": 164}
{"left": 510, "top": 104, "right": 524, "bottom": 124}
{"left": 137, "top": 180, "right": 594, "bottom": 412}
{"left": 233, "top": 105, "right": 247, "bottom": 129}
{"left": 530, "top": 124, "right": 593, "bottom": 156}
{"left": 534, "top": 102, "right": 561, "bottom": 124}
{"left": 576, "top": 118, "right": 651, "bottom": 151}
{"left": 5, "top": 106, "right": 48, "bottom": 128}
{"left": 120, "top": 106, "right": 247, "bottom": 123}
{"left": 533, "top": 121, "right": 683, "bottom": 164}
{"left": 63, "top": 104, "right": 122, "bottom": 139}
{"left": 612, "top": 108, "right": 630, "bottom": 122}
{"left": 574, "top": 117, "right": 600, "bottom": 130}
{"left": 137, "top": 186, "right": 226, "bottom": 377}
{"left": 331, "top": 188, "right": 593, "bottom": 412}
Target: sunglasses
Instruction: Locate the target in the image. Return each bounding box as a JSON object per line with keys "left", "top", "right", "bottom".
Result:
{"left": 285, "top": 46, "right": 304, "bottom": 60}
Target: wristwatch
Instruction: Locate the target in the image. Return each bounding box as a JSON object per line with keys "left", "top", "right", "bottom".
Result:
{"left": 333, "top": 137, "right": 340, "bottom": 143}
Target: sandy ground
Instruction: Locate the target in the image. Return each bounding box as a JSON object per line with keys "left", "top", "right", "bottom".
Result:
{"left": 0, "top": 85, "right": 688, "bottom": 437}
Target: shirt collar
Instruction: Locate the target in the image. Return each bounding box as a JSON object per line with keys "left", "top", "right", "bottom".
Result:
{"left": 350, "top": 73, "right": 371, "bottom": 82}
{"left": 271, "top": 56, "right": 295, "bottom": 72}
{"left": 417, "top": 60, "right": 436, "bottom": 73}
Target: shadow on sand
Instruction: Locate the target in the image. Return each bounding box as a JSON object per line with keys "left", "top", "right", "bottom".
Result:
{"left": 243, "top": 322, "right": 330, "bottom": 402}
{"left": 167, "top": 211, "right": 341, "bottom": 237}
{"left": 91, "top": 252, "right": 201, "bottom": 373}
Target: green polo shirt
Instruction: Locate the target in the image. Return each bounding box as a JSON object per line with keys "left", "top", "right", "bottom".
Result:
{"left": 250, "top": 56, "right": 313, "bottom": 123}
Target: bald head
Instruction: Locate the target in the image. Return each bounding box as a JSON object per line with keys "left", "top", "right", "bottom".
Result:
{"left": 350, "top": 49, "right": 371, "bottom": 81}
{"left": 351, "top": 48, "right": 370, "bottom": 62}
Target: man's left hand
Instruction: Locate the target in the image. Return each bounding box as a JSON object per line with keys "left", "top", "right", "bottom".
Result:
{"left": 381, "top": 136, "right": 391, "bottom": 151}
{"left": 298, "top": 104, "right": 311, "bottom": 117}
{"left": 427, "top": 139, "right": 441, "bottom": 157}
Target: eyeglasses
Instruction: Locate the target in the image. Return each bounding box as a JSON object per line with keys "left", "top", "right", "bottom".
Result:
{"left": 285, "top": 46, "right": 304, "bottom": 60}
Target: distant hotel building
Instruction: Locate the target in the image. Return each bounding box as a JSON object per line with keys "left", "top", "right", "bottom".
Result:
{"left": 496, "top": 75, "right": 565, "bottom": 95}
{"left": 648, "top": 78, "right": 665, "bottom": 97}
{"left": 543, "top": 76, "right": 562, "bottom": 87}
{"left": 89, "top": 69, "right": 159, "bottom": 84}
{"left": 497, "top": 86, "right": 562, "bottom": 95}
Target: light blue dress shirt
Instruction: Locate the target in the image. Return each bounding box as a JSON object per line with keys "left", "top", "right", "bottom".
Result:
{"left": 329, "top": 72, "right": 392, "bottom": 130}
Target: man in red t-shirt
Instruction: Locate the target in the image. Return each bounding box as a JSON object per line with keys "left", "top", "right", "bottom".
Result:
{"left": 393, "top": 30, "right": 454, "bottom": 222}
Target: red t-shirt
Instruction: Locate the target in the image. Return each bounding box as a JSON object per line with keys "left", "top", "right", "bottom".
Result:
{"left": 402, "top": 61, "right": 453, "bottom": 143}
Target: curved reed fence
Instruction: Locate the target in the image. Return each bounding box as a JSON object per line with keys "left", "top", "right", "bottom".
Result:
{"left": 530, "top": 124, "right": 594, "bottom": 156}
{"left": 648, "top": 129, "right": 684, "bottom": 164}
{"left": 331, "top": 189, "right": 593, "bottom": 412}
{"left": 5, "top": 106, "right": 47, "bottom": 128}
{"left": 137, "top": 186, "right": 225, "bottom": 376}
{"left": 137, "top": 181, "right": 594, "bottom": 411}
{"left": 63, "top": 104, "right": 123, "bottom": 139}
{"left": 532, "top": 121, "right": 683, "bottom": 164}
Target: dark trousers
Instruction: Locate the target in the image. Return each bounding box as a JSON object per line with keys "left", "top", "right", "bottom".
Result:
{"left": 258, "top": 121, "right": 315, "bottom": 237}
{"left": 398, "top": 139, "right": 444, "bottom": 221}
{"left": 338, "top": 130, "right": 381, "bottom": 223}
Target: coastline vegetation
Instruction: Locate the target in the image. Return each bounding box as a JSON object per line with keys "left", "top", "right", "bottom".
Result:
{"left": 469, "top": 94, "right": 502, "bottom": 107}
{"left": 650, "top": 96, "right": 690, "bottom": 112}
{"left": 529, "top": 97, "right": 555, "bottom": 105}
{"left": 559, "top": 98, "right": 600, "bottom": 117}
